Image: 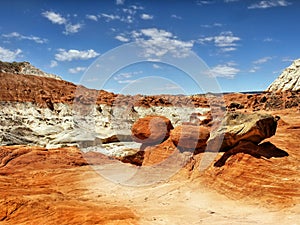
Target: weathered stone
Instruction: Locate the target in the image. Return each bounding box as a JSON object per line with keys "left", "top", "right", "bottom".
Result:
{"left": 170, "top": 125, "right": 210, "bottom": 150}
{"left": 208, "top": 112, "right": 278, "bottom": 151}
{"left": 131, "top": 115, "right": 173, "bottom": 144}
{"left": 267, "top": 59, "right": 300, "bottom": 92}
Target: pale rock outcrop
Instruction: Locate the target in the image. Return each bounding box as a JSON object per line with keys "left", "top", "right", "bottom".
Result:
{"left": 267, "top": 59, "right": 300, "bottom": 92}
{"left": 0, "top": 61, "right": 61, "bottom": 80}
{"left": 208, "top": 112, "right": 278, "bottom": 151}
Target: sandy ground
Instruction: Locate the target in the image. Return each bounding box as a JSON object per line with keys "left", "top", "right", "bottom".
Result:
{"left": 0, "top": 109, "right": 299, "bottom": 224}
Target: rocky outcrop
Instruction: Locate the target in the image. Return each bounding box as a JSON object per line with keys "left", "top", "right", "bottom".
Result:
{"left": 0, "top": 61, "right": 61, "bottom": 80}
{"left": 208, "top": 112, "right": 278, "bottom": 151}
{"left": 131, "top": 116, "right": 173, "bottom": 144}
{"left": 170, "top": 125, "right": 210, "bottom": 150}
{"left": 267, "top": 59, "right": 300, "bottom": 92}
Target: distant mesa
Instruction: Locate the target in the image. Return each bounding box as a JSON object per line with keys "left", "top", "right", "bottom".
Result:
{"left": 267, "top": 59, "right": 300, "bottom": 92}
{"left": 0, "top": 60, "right": 61, "bottom": 80}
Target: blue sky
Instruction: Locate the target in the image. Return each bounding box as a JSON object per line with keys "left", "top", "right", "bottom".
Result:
{"left": 0, "top": 0, "right": 299, "bottom": 94}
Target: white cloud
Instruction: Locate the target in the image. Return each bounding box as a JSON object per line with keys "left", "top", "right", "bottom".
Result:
{"left": 68, "top": 67, "right": 87, "bottom": 74}
{"left": 50, "top": 60, "right": 58, "bottom": 68}
{"left": 248, "top": 0, "right": 291, "bottom": 9}
{"left": 99, "top": 5, "right": 143, "bottom": 24}
{"left": 86, "top": 14, "right": 98, "bottom": 21}
{"left": 140, "top": 14, "right": 153, "bottom": 20}
{"left": 198, "top": 31, "right": 240, "bottom": 52}
{"left": 42, "top": 11, "right": 83, "bottom": 35}
{"left": 55, "top": 49, "right": 100, "bottom": 61}
{"left": 171, "top": 14, "right": 182, "bottom": 19}
{"left": 64, "top": 23, "right": 83, "bottom": 35}
{"left": 100, "top": 13, "right": 121, "bottom": 22}
{"left": 224, "top": 0, "right": 239, "bottom": 2}
{"left": 153, "top": 64, "right": 162, "bottom": 69}
{"left": 116, "top": 0, "right": 125, "bottom": 5}
{"left": 133, "top": 28, "right": 194, "bottom": 58}
{"left": 201, "top": 23, "right": 223, "bottom": 28}
{"left": 253, "top": 56, "right": 272, "bottom": 64}
{"left": 197, "top": 0, "right": 215, "bottom": 5}
{"left": 263, "top": 37, "right": 274, "bottom": 42}
{"left": 115, "top": 35, "right": 129, "bottom": 42}
{"left": 210, "top": 64, "right": 240, "bottom": 78}
{"left": 282, "top": 57, "right": 295, "bottom": 62}
{"left": 249, "top": 66, "right": 260, "bottom": 73}
{"left": 2, "top": 32, "right": 48, "bottom": 44}
{"left": 113, "top": 71, "right": 142, "bottom": 84}
{"left": 0, "top": 46, "right": 22, "bottom": 62}
{"left": 42, "top": 11, "right": 66, "bottom": 25}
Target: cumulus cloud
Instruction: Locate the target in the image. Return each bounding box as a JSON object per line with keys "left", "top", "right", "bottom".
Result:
{"left": 42, "top": 11, "right": 83, "bottom": 35}
{"left": 140, "top": 14, "right": 153, "bottom": 20}
{"left": 198, "top": 31, "right": 240, "bottom": 52}
{"left": 2, "top": 32, "right": 48, "bottom": 44}
{"left": 68, "top": 67, "right": 87, "bottom": 74}
{"left": 0, "top": 46, "right": 22, "bottom": 62}
{"left": 55, "top": 49, "right": 100, "bottom": 61}
{"left": 210, "top": 63, "right": 240, "bottom": 78}
{"left": 248, "top": 0, "right": 291, "bottom": 9}
{"left": 131, "top": 28, "right": 194, "bottom": 58}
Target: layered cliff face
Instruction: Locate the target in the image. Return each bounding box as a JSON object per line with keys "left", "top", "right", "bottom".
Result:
{"left": 0, "top": 61, "right": 61, "bottom": 80}
{"left": 267, "top": 59, "right": 300, "bottom": 92}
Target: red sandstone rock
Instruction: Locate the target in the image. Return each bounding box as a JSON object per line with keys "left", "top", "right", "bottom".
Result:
{"left": 170, "top": 125, "right": 210, "bottom": 150}
{"left": 131, "top": 115, "right": 173, "bottom": 144}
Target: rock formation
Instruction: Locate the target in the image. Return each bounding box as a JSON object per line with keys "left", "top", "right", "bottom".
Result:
{"left": 131, "top": 115, "right": 173, "bottom": 144}
{"left": 208, "top": 112, "right": 278, "bottom": 151}
{"left": 0, "top": 61, "right": 61, "bottom": 80}
{"left": 170, "top": 125, "right": 210, "bottom": 150}
{"left": 267, "top": 59, "right": 300, "bottom": 92}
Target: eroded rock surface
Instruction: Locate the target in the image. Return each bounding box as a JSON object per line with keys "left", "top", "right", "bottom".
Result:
{"left": 267, "top": 59, "right": 300, "bottom": 92}
{"left": 208, "top": 112, "right": 278, "bottom": 151}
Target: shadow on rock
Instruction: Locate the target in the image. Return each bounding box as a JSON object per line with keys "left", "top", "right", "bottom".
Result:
{"left": 214, "top": 141, "right": 289, "bottom": 167}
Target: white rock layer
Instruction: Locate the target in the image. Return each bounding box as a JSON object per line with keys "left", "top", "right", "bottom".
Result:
{"left": 267, "top": 59, "right": 300, "bottom": 92}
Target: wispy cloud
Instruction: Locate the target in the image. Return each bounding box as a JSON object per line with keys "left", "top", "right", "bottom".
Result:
{"left": 263, "top": 37, "right": 274, "bottom": 42}
{"left": 50, "top": 60, "right": 58, "bottom": 68}
{"left": 115, "top": 35, "right": 129, "bottom": 42}
{"left": 99, "top": 5, "right": 144, "bottom": 24}
{"left": 224, "top": 0, "right": 239, "bottom": 2}
{"left": 196, "top": 0, "right": 215, "bottom": 5}
{"left": 42, "top": 11, "right": 83, "bottom": 35}
{"left": 282, "top": 57, "right": 295, "bottom": 62}
{"left": 210, "top": 63, "right": 240, "bottom": 78}
{"left": 2, "top": 32, "right": 48, "bottom": 44}
{"left": 198, "top": 31, "right": 241, "bottom": 52}
{"left": 116, "top": 0, "right": 125, "bottom": 5}
{"left": 140, "top": 13, "right": 153, "bottom": 20}
{"left": 86, "top": 14, "right": 98, "bottom": 21}
{"left": 248, "top": 0, "right": 291, "bottom": 9}
{"left": 68, "top": 66, "right": 87, "bottom": 74}
{"left": 171, "top": 14, "right": 182, "bottom": 19}
{"left": 201, "top": 23, "right": 223, "bottom": 28}
{"left": 113, "top": 71, "right": 142, "bottom": 84}
{"left": 253, "top": 56, "right": 272, "bottom": 64}
{"left": 0, "top": 46, "right": 22, "bottom": 62}
{"left": 55, "top": 49, "right": 100, "bottom": 61}
{"left": 153, "top": 63, "right": 162, "bottom": 69}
